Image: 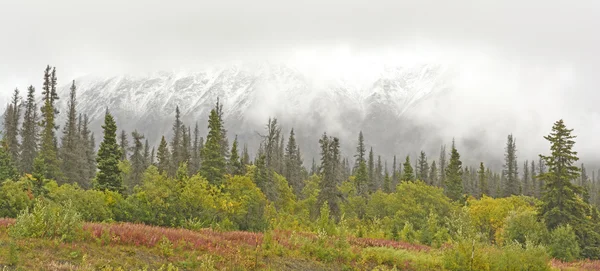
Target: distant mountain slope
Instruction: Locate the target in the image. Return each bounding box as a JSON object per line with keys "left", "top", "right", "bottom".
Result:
{"left": 53, "top": 62, "right": 453, "bottom": 165}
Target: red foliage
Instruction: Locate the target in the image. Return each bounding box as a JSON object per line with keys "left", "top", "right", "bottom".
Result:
{"left": 551, "top": 259, "right": 600, "bottom": 270}
{"left": 83, "top": 223, "right": 262, "bottom": 254}
{"left": 0, "top": 218, "right": 15, "bottom": 227}
{"left": 348, "top": 237, "right": 431, "bottom": 252}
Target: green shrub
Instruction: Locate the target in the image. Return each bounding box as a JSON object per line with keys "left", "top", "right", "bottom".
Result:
{"left": 443, "top": 240, "right": 551, "bottom": 271}
{"left": 500, "top": 210, "right": 547, "bottom": 246}
{"left": 361, "top": 247, "right": 443, "bottom": 270}
{"left": 548, "top": 224, "right": 580, "bottom": 261}
{"left": 8, "top": 199, "right": 83, "bottom": 242}
{"left": 0, "top": 179, "right": 33, "bottom": 218}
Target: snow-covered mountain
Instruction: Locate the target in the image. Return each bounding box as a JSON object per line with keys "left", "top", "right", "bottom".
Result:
{"left": 54, "top": 62, "right": 455, "bottom": 164}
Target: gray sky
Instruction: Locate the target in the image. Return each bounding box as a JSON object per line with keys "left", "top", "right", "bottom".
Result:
{"left": 1, "top": 0, "right": 600, "bottom": 161}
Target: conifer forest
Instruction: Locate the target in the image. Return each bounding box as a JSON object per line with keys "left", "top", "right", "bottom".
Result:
{"left": 0, "top": 65, "right": 599, "bottom": 270}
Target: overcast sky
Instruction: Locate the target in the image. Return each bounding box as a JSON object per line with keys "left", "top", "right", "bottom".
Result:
{"left": 1, "top": 0, "right": 600, "bottom": 160}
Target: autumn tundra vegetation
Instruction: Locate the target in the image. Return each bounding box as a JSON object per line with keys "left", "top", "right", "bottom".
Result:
{"left": 1, "top": 66, "right": 600, "bottom": 270}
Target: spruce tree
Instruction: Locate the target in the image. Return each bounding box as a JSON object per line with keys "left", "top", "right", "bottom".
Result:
{"left": 383, "top": 162, "right": 391, "bottom": 193}
{"left": 79, "top": 114, "right": 96, "bottom": 187}
{"left": 3, "top": 89, "right": 21, "bottom": 164}
{"left": 478, "top": 162, "right": 488, "bottom": 197}
{"left": 34, "top": 65, "right": 62, "bottom": 182}
{"left": 354, "top": 131, "right": 366, "bottom": 172}
{"left": 581, "top": 163, "right": 590, "bottom": 203}
{"left": 429, "top": 160, "right": 438, "bottom": 187}
{"left": 19, "top": 85, "right": 38, "bottom": 173}
{"left": 119, "top": 130, "right": 128, "bottom": 161}
{"left": 444, "top": 140, "right": 463, "bottom": 201}
{"left": 531, "top": 160, "right": 538, "bottom": 198}
{"left": 215, "top": 98, "right": 230, "bottom": 160}
{"left": 392, "top": 155, "right": 398, "bottom": 186}
{"left": 401, "top": 155, "right": 415, "bottom": 182}
{"left": 353, "top": 131, "right": 369, "bottom": 196}
{"left": 523, "top": 160, "right": 530, "bottom": 196}
{"left": 538, "top": 119, "right": 585, "bottom": 230}
{"left": 439, "top": 144, "right": 447, "bottom": 187}
{"left": 156, "top": 136, "right": 170, "bottom": 174}
{"left": 241, "top": 143, "right": 250, "bottom": 167}
{"left": 150, "top": 147, "right": 155, "bottom": 166}
{"left": 503, "top": 134, "right": 519, "bottom": 197}
{"left": 284, "top": 129, "right": 303, "bottom": 196}
{"left": 95, "top": 110, "right": 123, "bottom": 193}
{"left": 200, "top": 104, "right": 226, "bottom": 185}
{"left": 143, "top": 138, "right": 150, "bottom": 168}
{"left": 368, "top": 147, "right": 374, "bottom": 186}
{"left": 317, "top": 134, "right": 341, "bottom": 220}
{"left": 371, "top": 155, "right": 382, "bottom": 192}
{"left": 190, "top": 122, "right": 200, "bottom": 175}
{"left": 169, "top": 106, "right": 183, "bottom": 176}
{"left": 0, "top": 139, "right": 18, "bottom": 182}
{"left": 416, "top": 151, "right": 429, "bottom": 184}
{"left": 128, "top": 131, "right": 145, "bottom": 190}
{"left": 229, "top": 135, "right": 243, "bottom": 175}
{"left": 181, "top": 125, "right": 191, "bottom": 166}
{"left": 59, "top": 81, "right": 80, "bottom": 184}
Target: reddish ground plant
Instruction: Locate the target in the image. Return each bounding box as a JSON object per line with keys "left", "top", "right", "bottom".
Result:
{"left": 551, "top": 259, "right": 600, "bottom": 271}
{"left": 0, "top": 218, "right": 15, "bottom": 227}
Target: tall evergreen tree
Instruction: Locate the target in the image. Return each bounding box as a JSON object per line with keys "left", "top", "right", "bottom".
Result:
{"left": 538, "top": 119, "right": 585, "bottom": 230}
{"left": 401, "top": 155, "right": 415, "bottom": 182}
{"left": 416, "top": 151, "right": 429, "bottom": 184}
{"left": 190, "top": 122, "right": 201, "bottom": 175}
{"left": 531, "top": 160, "right": 538, "bottom": 198}
{"left": 317, "top": 134, "right": 342, "bottom": 220}
{"left": 383, "top": 162, "right": 391, "bottom": 193}
{"left": 0, "top": 139, "right": 18, "bottom": 182}
{"left": 3, "top": 89, "right": 21, "bottom": 164}
{"left": 156, "top": 136, "right": 170, "bottom": 174}
{"left": 229, "top": 135, "right": 243, "bottom": 176}
{"left": 119, "top": 130, "right": 129, "bottom": 161}
{"left": 241, "top": 143, "right": 250, "bottom": 167}
{"left": 523, "top": 160, "right": 530, "bottom": 196}
{"left": 181, "top": 125, "right": 191, "bottom": 166}
{"left": 128, "top": 131, "right": 145, "bottom": 191}
{"left": 215, "top": 98, "right": 229, "bottom": 160}
{"left": 353, "top": 131, "right": 369, "bottom": 196}
{"left": 392, "top": 155, "right": 398, "bottom": 186}
{"left": 368, "top": 147, "right": 374, "bottom": 186}
{"left": 19, "top": 85, "right": 38, "bottom": 173}
{"left": 581, "top": 163, "right": 590, "bottom": 203}
{"left": 143, "top": 139, "right": 150, "bottom": 168}
{"left": 373, "top": 155, "right": 383, "bottom": 191}
{"left": 95, "top": 110, "right": 123, "bottom": 193}
{"left": 150, "top": 147, "right": 155, "bottom": 166}
{"left": 200, "top": 103, "right": 227, "bottom": 185}
{"left": 444, "top": 140, "right": 463, "bottom": 201}
{"left": 284, "top": 129, "right": 303, "bottom": 196}
{"left": 79, "top": 114, "right": 96, "bottom": 187}
{"left": 429, "top": 160, "right": 438, "bottom": 187}
{"left": 503, "top": 134, "right": 519, "bottom": 197}
{"left": 59, "top": 81, "right": 80, "bottom": 184}
{"left": 33, "top": 65, "right": 62, "bottom": 181}
{"left": 354, "top": 131, "right": 366, "bottom": 171}
{"left": 169, "top": 106, "right": 183, "bottom": 176}
{"left": 478, "top": 162, "right": 488, "bottom": 197}
{"left": 439, "top": 144, "right": 447, "bottom": 187}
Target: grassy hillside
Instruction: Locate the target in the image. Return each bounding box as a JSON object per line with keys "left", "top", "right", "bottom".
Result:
{"left": 0, "top": 218, "right": 597, "bottom": 271}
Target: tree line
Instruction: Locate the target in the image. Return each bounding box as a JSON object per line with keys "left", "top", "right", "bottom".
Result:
{"left": 2, "top": 65, "right": 600, "bottom": 259}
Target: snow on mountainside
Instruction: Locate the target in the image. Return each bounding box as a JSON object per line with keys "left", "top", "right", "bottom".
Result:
{"left": 53, "top": 62, "right": 454, "bottom": 163}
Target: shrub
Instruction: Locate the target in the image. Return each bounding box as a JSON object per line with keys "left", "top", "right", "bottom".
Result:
{"left": 8, "top": 199, "right": 83, "bottom": 242}
{"left": 549, "top": 224, "right": 580, "bottom": 262}
{"left": 443, "top": 240, "right": 551, "bottom": 271}
{"left": 499, "top": 210, "right": 547, "bottom": 246}
{"left": 0, "top": 179, "right": 33, "bottom": 218}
